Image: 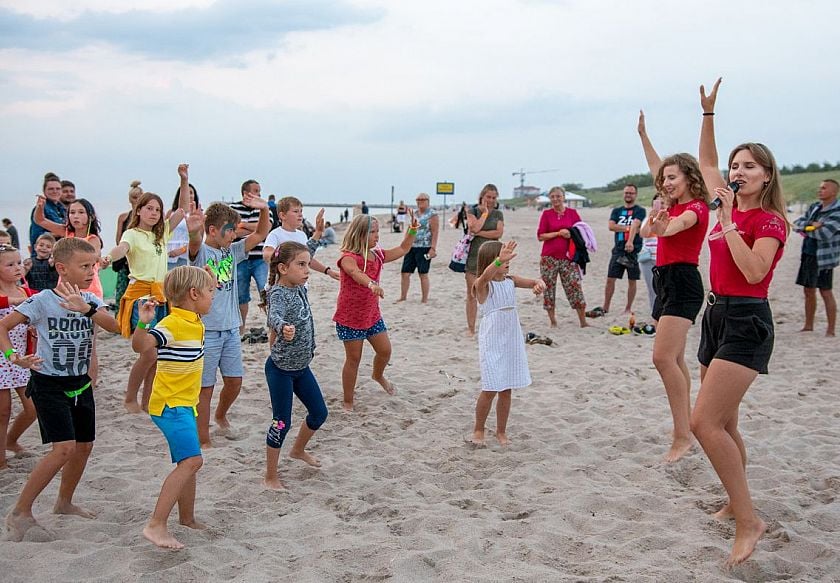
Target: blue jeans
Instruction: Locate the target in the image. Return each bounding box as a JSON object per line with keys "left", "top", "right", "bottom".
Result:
{"left": 236, "top": 256, "right": 267, "bottom": 305}
{"left": 264, "top": 359, "right": 328, "bottom": 449}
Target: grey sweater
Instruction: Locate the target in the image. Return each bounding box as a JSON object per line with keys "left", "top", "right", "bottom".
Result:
{"left": 266, "top": 284, "right": 315, "bottom": 370}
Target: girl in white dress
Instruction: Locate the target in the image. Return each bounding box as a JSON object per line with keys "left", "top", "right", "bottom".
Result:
{"left": 469, "top": 240, "right": 545, "bottom": 446}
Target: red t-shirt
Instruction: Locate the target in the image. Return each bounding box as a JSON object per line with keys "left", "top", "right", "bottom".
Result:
{"left": 537, "top": 208, "right": 581, "bottom": 259}
{"left": 709, "top": 208, "right": 787, "bottom": 298}
{"left": 656, "top": 199, "right": 709, "bottom": 266}
{"left": 333, "top": 249, "right": 385, "bottom": 329}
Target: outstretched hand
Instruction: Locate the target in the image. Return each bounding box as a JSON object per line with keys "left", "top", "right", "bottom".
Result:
{"left": 11, "top": 352, "right": 43, "bottom": 370}
{"left": 637, "top": 109, "right": 646, "bottom": 135}
{"left": 54, "top": 282, "right": 90, "bottom": 313}
{"left": 648, "top": 210, "right": 671, "bottom": 236}
{"left": 407, "top": 208, "right": 419, "bottom": 231}
{"left": 498, "top": 240, "right": 517, "bottom": 264}
{"left": 242, "top": 191, "right": 267, "bottom": 209}
{"left": 700, "top": 77, "right": 722, "bottom": 113}
{"left": 532, "top": 279, "right": 546, "bottom": 295}
{"left": 186, "top": 202, "right": 205, "bottom": 234}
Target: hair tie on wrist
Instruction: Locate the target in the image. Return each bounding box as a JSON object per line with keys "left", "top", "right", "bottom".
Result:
{"left": 703, "top": 112, "right": 715, "bottom": 116}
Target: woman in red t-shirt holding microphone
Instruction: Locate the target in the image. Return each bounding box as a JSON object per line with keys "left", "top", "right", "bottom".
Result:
{"left": 693, "top": 78, "right": 788, "bottom": 567}
{"left": 638, "top": 111, "right": 710, "bottom": 464}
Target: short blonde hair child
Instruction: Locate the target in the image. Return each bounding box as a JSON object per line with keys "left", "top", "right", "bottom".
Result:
{"left": 277, "top": 196, "right": 303, "bottom": 214}
{"left": 164, "top": 265, "right": 215, "bottom": 307}
{"left": 52, "top": 237, "right": 96, "bottom": 264}
{"left": 340, "top": 214, "right": 376, "bottom": 255}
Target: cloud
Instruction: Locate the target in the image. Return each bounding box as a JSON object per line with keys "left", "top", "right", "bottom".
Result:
{"left": 0, "top": 0, "right": 381, "bottom": 61}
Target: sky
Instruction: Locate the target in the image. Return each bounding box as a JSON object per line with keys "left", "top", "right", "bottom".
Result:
{"left": 1, "top": 0, "right": 839, "bottom": 237}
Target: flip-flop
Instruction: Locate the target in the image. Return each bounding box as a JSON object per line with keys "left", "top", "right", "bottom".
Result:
{"left": 585, "top": 306, "right": 606, "bottom": 318}
{"left": 608, "top": 326, "right": 631, "bottom": 335}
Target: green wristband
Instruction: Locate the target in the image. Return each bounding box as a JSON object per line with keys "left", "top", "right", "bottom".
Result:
{"left": 493, "top": 258, "right": 503, "bottom": 267}
{"left": 407, "top": 228, "right": 417, "bottom": 236}
{"left": 3, "top": 348, "right": 17, "bottom": 360}
{"left": 136, "top": 321, "right": 149, "bottom": 330}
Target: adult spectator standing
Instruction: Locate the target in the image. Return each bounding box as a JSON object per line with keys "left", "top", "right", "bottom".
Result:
{"left": 397, "top": 193, "right": 439, "bottom": 303}
{"left": 464, "top": 184, "right": 504, "bottom": 336}
{"left": 591, "top": 184, "right": 645, "bottom": 316}
{"left": 1, "top": 218, "right": 20, "bottom": 249}
{"left": 230, "top": 180, "right": 269, "bottom": 336}
{"left": 361, "top": 201, "right": 369, "bottom": 215}
{"left": 60, "top": 180, "right": 76, "bottom": 206}
{"left": 794, "top": 179, "right": 840, "bottom": 336}
{"left": 29, "top": 174, "right": 65, "bottom": 256}
{"left": 537, "top": 186, "right": 588, "bottom": 327}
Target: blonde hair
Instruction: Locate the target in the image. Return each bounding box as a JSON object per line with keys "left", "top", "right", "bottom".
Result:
{"left": 277, "top": 196, "right": 303, "bottom": 214}
{"left": 128, "top": 180, "right": 143, "bottom": 204}
{"left": 341, "top": 214, "right": 376, "bottom": 255}
{"left": 164, "top": 265, "right": 214, "bottom": 307}
{"left": 52, "top": 237, "right": 96, "bottom": 265}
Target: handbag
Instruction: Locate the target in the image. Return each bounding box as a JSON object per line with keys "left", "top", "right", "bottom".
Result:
{"left": 448, "top": 232, "right": 474, "bottom": 273}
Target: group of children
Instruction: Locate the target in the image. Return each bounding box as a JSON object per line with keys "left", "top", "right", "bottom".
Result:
{"left": 4, "top": 164, "right": 532, "bottom": 551}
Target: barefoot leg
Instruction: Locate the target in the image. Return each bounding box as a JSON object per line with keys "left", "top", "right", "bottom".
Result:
{"left": 341, "top": 339, "right": 364, "bottom": 410}
{"left": 652, "top": 316, "right": 694, "bottom": 462}
{"left": 214, "top": 376, "right": 242, "bottom": 430}
{"left": 0, "top": 390, "right": 10, "bottom": 467}
{"left": 263, "top": 445, "right": 285, "bottom": 490}
{"left": 368, "top": 332, "right": 395, "bottom": 395}
{"left": 196, "top": 387, "right": 214, "bottom": 448}
{"left": 495, "top": 389, "right": 512, "bottom": 445}
{"left": 288, "top": 371, "right": 327, "bottom": 467}
{"left": 177, "top": 474, "right": 206, "bottom": 529}
{"left": 145, "top": 455, "right": 203, "bottom": 549}
{"left": 53, "top": 442, "right": 95, "bottom": 518}
{"left": 469, "top": 391, "right": 496, "bottom": 445}
{"left": 6, "top": 386, "right": 36, "bottom": 453}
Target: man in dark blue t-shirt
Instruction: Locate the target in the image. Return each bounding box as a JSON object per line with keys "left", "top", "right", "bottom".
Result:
{"left": 598, "top": 184, "right": 646, "bottom": 315}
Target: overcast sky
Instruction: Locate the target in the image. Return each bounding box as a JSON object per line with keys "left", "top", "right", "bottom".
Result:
{"left": 1, "top": 0, "right": 838, "bottom": 221}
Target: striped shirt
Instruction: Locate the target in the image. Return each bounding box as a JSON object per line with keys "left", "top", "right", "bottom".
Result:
{"left": 229, "top": 200, "right": 264, "bottom": 258}
{"left": 148, "top": 306, "right": 205, "bottom": 416}
{"left": 794, "top": 200, "right": 840, "bottom": 270}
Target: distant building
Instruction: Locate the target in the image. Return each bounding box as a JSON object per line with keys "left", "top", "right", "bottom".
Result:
{"left": 513, "top": 185, "right": 541, "bottom": 198}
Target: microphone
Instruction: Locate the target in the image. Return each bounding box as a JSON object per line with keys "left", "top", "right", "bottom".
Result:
{"left": 709, "top": 181, "right": 739, "bottom": 209}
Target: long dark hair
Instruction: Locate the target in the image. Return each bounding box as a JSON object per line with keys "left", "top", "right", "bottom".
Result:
{"left": 171, "top": 184, "right": 199, "bottom": 212}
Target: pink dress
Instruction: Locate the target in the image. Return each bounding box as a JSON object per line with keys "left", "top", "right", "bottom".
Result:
{"left": 0, "top": 287, "right": 35, "bottom": 389}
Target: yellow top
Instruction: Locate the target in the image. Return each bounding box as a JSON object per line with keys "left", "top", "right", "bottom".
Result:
{"left": 148, "top": 306, "right": 205, "bottom": 416}
{"left": 121, "top": 219, "right": 172, "bottom": 282}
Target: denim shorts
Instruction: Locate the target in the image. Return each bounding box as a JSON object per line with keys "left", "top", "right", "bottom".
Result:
{"left": 130, "top": 298, "right": 169, "bottom": 333}
{"left": 335, "top": 318, "right": 387, "bottom": 341}
{"left": 151, "top": 405, "right": 202, "bottom": 463}
{"left": 201, "top": 329, "right": 244, "bottom": 387}
{"left": 237, "top": 257, "right": 268, "bottom": 305}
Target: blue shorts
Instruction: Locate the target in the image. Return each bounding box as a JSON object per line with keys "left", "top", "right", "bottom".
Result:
{"left": 151, "top": 405, "right": 202, "bottom": 463}
{"left": 130, "top": 298, "right": 169, "bottom": 332}
{"left": 237, "top": 257, "right": 268, "bottom": 305}
{"left": 335, "top": 318, "right": 387, "bottom": 341}
{"left": 201, "top": 329, "right": 244, "bottom": 387}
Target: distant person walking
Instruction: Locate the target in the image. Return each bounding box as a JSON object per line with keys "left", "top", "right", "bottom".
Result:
{"left": 793, "top": 179, "right": 840, "bottom": 336}
{"left": 361, "top": 201, "right": 369, "bottom": 215}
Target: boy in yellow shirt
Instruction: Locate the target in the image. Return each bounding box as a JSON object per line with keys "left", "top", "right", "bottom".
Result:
{"left": 132, "top": 265, "right": 215, "bottom": 550}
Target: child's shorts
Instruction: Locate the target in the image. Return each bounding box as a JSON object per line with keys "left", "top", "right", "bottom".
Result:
{"left": 28, "top": 372, "right": 95, "bottom": 444}
{"left": 201, "top": 329, "right": 244, "bottom": 387}
{"left": 151, "top": 405, "right": 202, "bottom": 463}
{"left": 335, "top": 318, "right": 387, "bottom": 341}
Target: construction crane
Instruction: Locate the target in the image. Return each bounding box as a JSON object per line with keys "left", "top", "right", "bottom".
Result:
{"left": 511, "top": 168, "right": 563, "bottom": 196}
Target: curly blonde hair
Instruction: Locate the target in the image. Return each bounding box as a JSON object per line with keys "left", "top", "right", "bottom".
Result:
{"left": 655, "top": 153, "right": 709, "bottom": 207}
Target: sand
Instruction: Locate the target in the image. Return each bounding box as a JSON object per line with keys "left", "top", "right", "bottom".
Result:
{"left": 1, "top": 207, "right": 838, "bottom": 582}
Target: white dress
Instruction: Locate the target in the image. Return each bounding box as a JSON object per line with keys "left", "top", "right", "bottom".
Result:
{"left": 478, "top": 278, "right": 531, "bottom": 391}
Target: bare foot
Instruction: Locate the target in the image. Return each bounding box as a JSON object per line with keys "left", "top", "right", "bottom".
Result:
{"left": 725, "top": 517, "right": 767, "bottom": 568}
{"left": 179, "top": 518, "right": 208, "bottom": 530}
{"left": 421, "top": 298, "right": 429, "bottom": 304}
{"left": 372, "top": 376, "right": 396, "bottom": 395}
{"left": 394, "top": 298, "right": 406, "bottom": 303}
{"left": 290, "top": 450, "right": 321, "bottom": 467}
{"left": 200, "top": 440, "right": 213, "bottom": 450}
{"left": 548, "top": 320, "right": 557, "bottom": 328}
{"left": 214, "top": 416, "right": 231, "bottom": 430}
{"left": 579, "top": 322, "right": 591, "bottom": 328}
{"left": 713, "top": 503, "right": 735, "bottom": 521}
{"left": 53, "top": 501, "right": 96, "bottom": 519}
{"left": 6, "top": 510, "right": 40, "bottom": 542}
{"left": 342, "top": 401, "right": 353, "bottom": 412}
{"left": 664, "top": 437, "right": 693, "bottom": 463}
{"left": 124, "top": 401, "right": 142, "bottom": 414}
{"left": 798, "top": 327, "right": 813, "bottom": 332}
{"left": 6, "top": 442, "right": 24, "bottom": 454}
{"left": 143, "top": 524, "right": 184, "bottom": 550}
{"left": 827, "top": 331, "right": 835, "bottom": 337}
{"left": 262, "top": 476, "right": 286, "bottom": 491}
{"left": 0, "top": 460, "right": 7, "bottom": 470}
{"left": 465, "top": 329, "right": 475, "bottom": 338}
{"left": 496, "top": 432, "right": 510, "bottom": 446}
{"left": 465, "top": 431, "right": 486, "bottom": 447}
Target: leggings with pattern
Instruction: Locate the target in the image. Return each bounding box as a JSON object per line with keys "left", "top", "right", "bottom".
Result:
{"left": 540, "top": 256, "right": 585, "bottom": 311}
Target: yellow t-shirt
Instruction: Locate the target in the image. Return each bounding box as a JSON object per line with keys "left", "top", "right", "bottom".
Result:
{"left": 148, "top": 306, "right": 205, "bottom": 416}
{"left": 121, "top": 220, "right": 172, "bottom": 282}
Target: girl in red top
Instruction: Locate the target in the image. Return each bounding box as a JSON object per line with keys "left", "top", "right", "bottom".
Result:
{"left": 334, "top": 212, "right": 418, "bottom": 412}
{"left": 638, "top": 110, "right": 710, "bottom": 463}
{"left": 693, "top": 78, "right": 788, "bottom": 567}
{"left": 536, "top": 186, "right": 588, "bottom": 328}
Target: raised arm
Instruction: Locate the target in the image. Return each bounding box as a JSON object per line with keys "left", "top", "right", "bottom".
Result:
{"left": 168, "top": 164, "right": 191, "bottom": 231}
{"left": 638, "top": 110, "right": 663, "bottom": 178}
{"left": 698, "top": 78, "right": 726, "bottom": 191}
{"left": 33, "top": 196, "right": 66, "bottom": 237}
{"left": 241, "top": 192, "right": 270, "bottom": 253}
{"left": 382, "top": 209, "right": 418, "bottom": 262}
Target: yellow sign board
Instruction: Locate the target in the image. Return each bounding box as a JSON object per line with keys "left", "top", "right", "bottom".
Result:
{"left": 436, "top": 182, "right": 454, "bottom": 195}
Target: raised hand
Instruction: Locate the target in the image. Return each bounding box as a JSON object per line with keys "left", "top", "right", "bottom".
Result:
{"left": 314, "top": 208, "right": 326, "bottom": 233}
{"left": 242, "top": 191, "right": 267, "bottom": 209}
{"left": 137, "top": 299, "right": 158, "bottom": 324}
{"left": 54, "top": 282, "right": 89, "bottom": 313}
{"left": 637, "top": 109, "right": 647, "bottom": 135}
{"left": 498, "top": 240, "right": 517, "bottom": 263}
{"left": 178, "top": 163, "right": 189, "bottom": 181}
{"left": 281, "top": 324, "right": 295, "bottom": 341}
{"left": 186, "top": 203, "right": 205, "bottom": 234}
{"left": 700, "top": 77, "right": 722, "bottom": 114}
{"left": 407, "top": 208, "right": 419, "bottom": 231}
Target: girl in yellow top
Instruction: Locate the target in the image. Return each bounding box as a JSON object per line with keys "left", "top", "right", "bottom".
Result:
{"left": 103, "top": 164, "right": 192, "bottom": 413}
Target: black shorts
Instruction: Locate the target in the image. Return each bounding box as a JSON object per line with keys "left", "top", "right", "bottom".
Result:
{"left": 607, "top": 249, "right": 640, "bottom": 280}
{"left": 28, "top": 372, "right": 95, "bottom": 444}
{"left": 652, "top": 263, "right": 704, "bottom": 323}
{"left": 795, "top": 254, "right": 833, "bottom": 290}
{"left": 697, "top": 296, "right": 774, "bottom": 374}
{"left": 401, "top": 247, "right": 432, "bottom": 274}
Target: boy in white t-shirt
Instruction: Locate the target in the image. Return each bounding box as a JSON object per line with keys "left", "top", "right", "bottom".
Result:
{"left": 261, "top": 197, "right": 338, "bottom": 282}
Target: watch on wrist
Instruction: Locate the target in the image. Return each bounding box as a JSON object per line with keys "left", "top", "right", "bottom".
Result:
{"left": 83, "top": 302, "right": 98, "bottom": 318}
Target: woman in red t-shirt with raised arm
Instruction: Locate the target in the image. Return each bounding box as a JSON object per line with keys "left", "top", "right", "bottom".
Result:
{"left": 692, "top": 78, "right": 789, "bottom": 568}
{"left": 536, "top": 186, "right": 588, "bottom": 328}
{"left": 638, "top": 110, "right": 710, "bottom": 464}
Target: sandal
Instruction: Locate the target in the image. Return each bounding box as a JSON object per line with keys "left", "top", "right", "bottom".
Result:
{"left": 608, "top": 326, "right": 631, "bottom": 335}
{"left": 585, "top": 306, "right": 606, "bottom": 318}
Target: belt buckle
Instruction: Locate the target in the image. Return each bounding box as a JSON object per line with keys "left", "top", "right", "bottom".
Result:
{"left": 707, "top": 291, "right": 717, "bottom": 306}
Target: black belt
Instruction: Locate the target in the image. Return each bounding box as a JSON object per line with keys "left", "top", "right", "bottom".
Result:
{"left": 706, "top": 292, "right": 768, "bottom": 306}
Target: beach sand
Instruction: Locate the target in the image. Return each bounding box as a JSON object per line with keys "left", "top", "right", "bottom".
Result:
{"left": 1, "top": 207, "right": 838, "bottom": 582}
